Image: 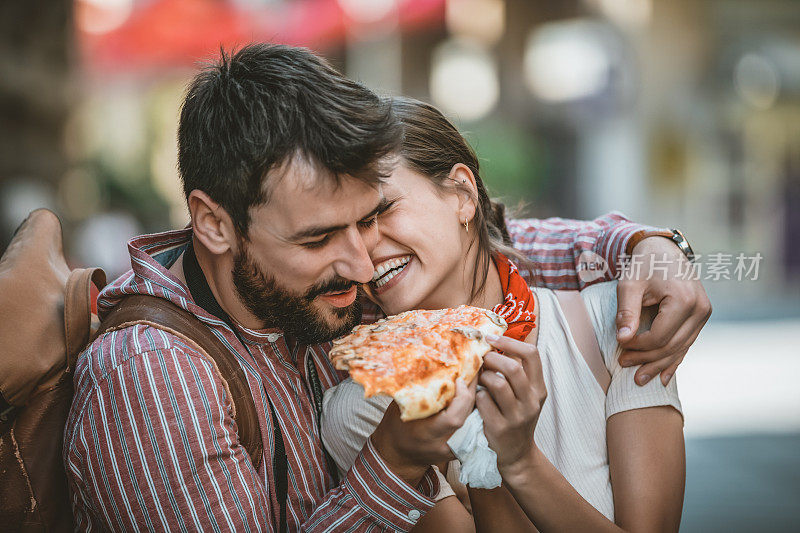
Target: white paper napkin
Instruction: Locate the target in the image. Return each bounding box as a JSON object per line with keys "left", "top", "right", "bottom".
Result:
{"left": 446, "top": 408, "right": 502, "bottom": 489}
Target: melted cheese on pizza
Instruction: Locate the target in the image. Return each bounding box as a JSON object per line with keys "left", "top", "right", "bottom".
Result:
{"left": 329, "top": 306, "right": 507, "bottom": 420}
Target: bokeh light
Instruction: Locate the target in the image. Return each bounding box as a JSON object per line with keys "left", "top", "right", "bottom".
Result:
{"left": 75, "top": 0, "right": 134, "bottom": 35}
{"left": 735, "top": 53, "right": 781, "bottom": 110}
{"left": 430, "top": 39, "right": 499, "bottom": 121}
{"left": 523, "top": 20, "right": 612, "bottom": 103}
{"left": 338, "top": 0, "right": 397, "bottom": 24}
{"left": 587, "top": 0, "right": 652, "bottom": 30}
{"left": 445, "top": 0, "right": 505, "bottom": 45}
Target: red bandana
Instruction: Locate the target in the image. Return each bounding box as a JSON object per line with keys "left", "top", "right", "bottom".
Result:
{"left": 491, "top": 253, "right": 537, "bottom": 342}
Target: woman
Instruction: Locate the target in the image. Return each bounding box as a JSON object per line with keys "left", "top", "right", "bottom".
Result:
{"left": 321, "top": 97, "right": 685, "bottom": 532}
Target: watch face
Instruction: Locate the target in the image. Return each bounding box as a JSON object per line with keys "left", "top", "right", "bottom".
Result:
{"left": 671, "top": 229, "right": 695, "bottom": 261}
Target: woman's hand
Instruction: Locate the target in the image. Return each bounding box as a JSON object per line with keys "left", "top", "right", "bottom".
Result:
{"left": 475, "top": 335, "right": 547, "bottom": 472}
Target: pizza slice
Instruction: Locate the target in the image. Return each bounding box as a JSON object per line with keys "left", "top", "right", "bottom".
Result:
{"left": 329, "top": 305, "right": 508, "bottom": 421}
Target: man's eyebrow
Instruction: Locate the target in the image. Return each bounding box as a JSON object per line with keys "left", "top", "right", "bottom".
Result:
{"left": 288, "top": 198, "right": 394, "bottom": 241}
{"left": 289, "top": 222, "right": 347, "bottom": 241}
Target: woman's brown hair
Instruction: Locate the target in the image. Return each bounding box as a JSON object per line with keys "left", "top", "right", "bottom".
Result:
{"left": 389, "top": 96, "right": 524, "bottom": 302}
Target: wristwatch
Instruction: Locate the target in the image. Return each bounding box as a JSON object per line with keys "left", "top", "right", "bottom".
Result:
{"left": 626, "top": 228, "right": 695, "bottom": 262}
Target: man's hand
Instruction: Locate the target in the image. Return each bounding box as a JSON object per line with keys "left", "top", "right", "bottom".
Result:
{"left": 616, "top": 236, "right": 712, "bottom": 386}
{"left": 370, "top": 378, "right": 477, "bottom": 485}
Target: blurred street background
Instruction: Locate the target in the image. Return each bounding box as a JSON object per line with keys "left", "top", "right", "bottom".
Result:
{"left": 1, "top": 0, "right": 798, "bottom": 530}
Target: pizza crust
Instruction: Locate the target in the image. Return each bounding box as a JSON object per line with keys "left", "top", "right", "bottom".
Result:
{"left": 329, "top": 305, "right": 508, "bottom": 421}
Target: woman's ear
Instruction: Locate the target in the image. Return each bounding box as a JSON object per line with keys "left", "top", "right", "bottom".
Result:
{"left": 188, "top": 190, "right": 237, "bottom": 256}
{"left": 449, "top": 163, "right": 478, "bottom": 226}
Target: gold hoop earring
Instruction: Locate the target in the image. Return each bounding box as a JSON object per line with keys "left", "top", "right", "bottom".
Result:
{"left": 463, "top": 219, "right": 469, "bottom": 232}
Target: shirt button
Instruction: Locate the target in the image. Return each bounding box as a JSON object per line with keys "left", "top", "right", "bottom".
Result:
{"left": 266, "top": 333, "right": 282, "bottom": 342}
{"left": 408, "top": 509, "right": 421, "bottom": 521}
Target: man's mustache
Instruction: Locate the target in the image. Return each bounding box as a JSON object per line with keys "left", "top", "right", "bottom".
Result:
{"left": 305, "top": 277, "right": 358, "bottom": 301}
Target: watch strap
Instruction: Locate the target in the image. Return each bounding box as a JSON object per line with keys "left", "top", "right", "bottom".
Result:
{"left": 625, "top": 229, "right": 673, "bottom": 255}
{"left": 625, "top": 228, "right": 695, "bottom": 262}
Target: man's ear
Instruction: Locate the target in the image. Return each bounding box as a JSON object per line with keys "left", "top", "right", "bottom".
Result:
{"left": 449, "top": 164, "right": 478, "bottom": 225}
{"left": 188, "top": 190, "right": 237, "bottom": 256}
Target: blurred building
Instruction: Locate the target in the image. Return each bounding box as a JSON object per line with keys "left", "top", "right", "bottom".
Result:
{"left": 1, "top": 0, "right": 799, "bottom": 314}
{"left": 339, "top": 0, "right": 800, "bottom": 320}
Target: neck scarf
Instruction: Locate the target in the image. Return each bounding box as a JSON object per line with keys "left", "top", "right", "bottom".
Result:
{"left": 490, "top": 253, "right": 537, "bottom": 342}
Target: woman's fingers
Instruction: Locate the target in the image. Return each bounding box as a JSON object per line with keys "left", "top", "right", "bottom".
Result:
{"left": 486, "top": 334, "right": 535, "bottom": 359}
{"left": 486, "top": 335, "right": 545, "bottom": 390}
{"left": 482, "top": 351, "right": 530, "bottom": 400}
{"left": 475, "top": 388, "right": 502, "bottom": 427}
{"left": 478, "top": 369, "right": 517, "bottom": 415}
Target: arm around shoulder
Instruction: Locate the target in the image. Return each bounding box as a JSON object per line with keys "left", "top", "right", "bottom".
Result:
{"left": 506, "top": 213, "right": 664, "bottom": 290}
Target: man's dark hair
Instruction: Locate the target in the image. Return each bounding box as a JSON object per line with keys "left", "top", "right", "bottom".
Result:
{"left": 178, "top": 43, "right": 401, "bottom": 237}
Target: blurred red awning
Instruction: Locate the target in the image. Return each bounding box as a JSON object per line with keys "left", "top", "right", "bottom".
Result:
{"left": 78, "top": 0, "right": 445, "bottom": 74}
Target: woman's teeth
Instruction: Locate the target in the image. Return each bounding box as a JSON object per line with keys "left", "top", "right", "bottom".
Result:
{"left": 372, "top": 256, "right": 411, "bottom": 288}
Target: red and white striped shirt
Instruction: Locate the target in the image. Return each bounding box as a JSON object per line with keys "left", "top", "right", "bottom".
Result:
{"left": 64, "top": 212, "right": 658, "bottom": 532}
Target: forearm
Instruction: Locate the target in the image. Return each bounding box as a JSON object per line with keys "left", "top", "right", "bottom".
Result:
{"left": 467, "top": 485, "right": 538, "bottom": 533}
{"left": 500, "top": 448, "right": 623, "bottom": 533}
{"left": 507, "top": 213, "right": 666, "bottom": 290}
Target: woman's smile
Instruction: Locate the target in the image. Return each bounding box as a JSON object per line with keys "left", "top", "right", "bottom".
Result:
{"left": 370, "top": 254, "right": 414, "bottom": 294}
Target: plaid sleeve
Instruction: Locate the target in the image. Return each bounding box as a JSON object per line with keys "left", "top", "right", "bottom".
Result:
{"left": 506, "top": 211, "right": 667, "bottom": 290}
{"left": 303, "top": 438, "right": 439, "bottom": 531}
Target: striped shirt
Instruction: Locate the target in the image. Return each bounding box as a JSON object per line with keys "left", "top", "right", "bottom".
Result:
{"left": 64, "top": 212, "right": 657, "bottom": 532}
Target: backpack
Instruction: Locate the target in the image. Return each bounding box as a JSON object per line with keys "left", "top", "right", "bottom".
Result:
{"left": 0, "top": 209, "right": 267, "bottom": 531}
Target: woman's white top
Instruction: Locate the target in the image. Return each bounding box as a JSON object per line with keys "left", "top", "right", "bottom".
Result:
{"left": 321, "top": 281, "right": 682, "bottom": 520}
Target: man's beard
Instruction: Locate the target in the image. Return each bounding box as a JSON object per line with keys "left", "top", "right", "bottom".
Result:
{"left": 231, "top": 246, "right": 362, "bottom": 344}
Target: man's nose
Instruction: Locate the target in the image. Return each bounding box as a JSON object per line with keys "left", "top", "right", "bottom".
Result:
{"left": 333, "top": 225, "right": 376, "bottom": 284}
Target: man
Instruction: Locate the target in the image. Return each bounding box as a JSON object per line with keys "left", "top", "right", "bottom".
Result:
{"left": 65, "top": 44, "right": 710, "bottom": 531}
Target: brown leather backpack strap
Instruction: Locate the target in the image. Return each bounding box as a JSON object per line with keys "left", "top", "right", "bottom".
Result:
{"left": 95, "top": 295, "right": 263, "bottom": 469}
{"left": 64, "top": 268, "right": 106, "bottom": 371}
